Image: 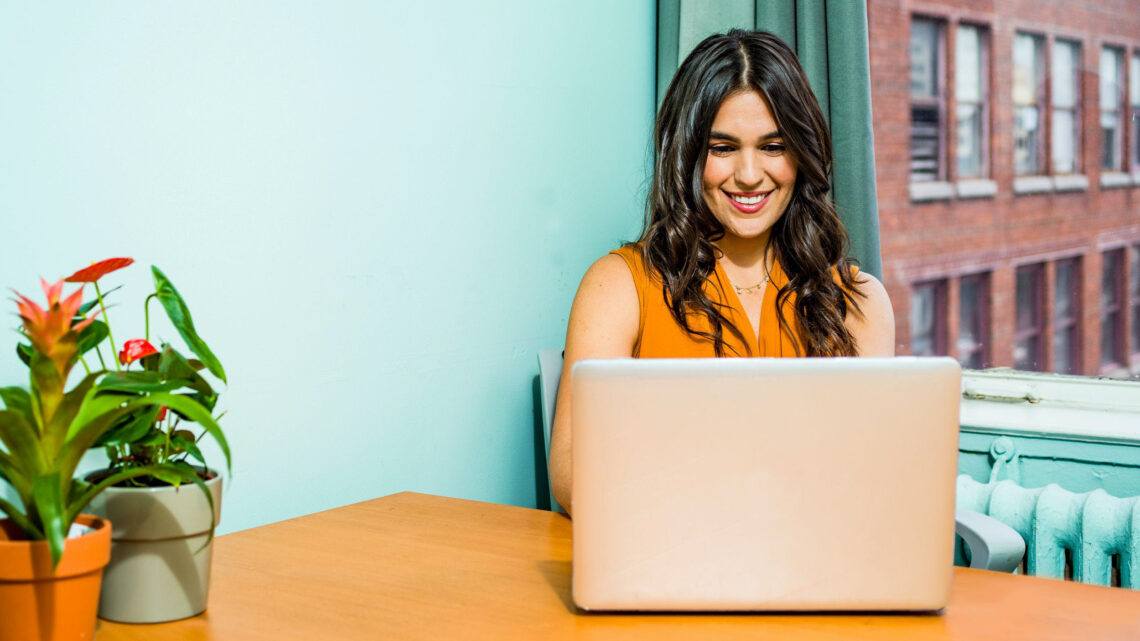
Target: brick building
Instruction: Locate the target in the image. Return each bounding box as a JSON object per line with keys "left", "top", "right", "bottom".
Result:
{"left": 866, "top": 0, "right": 1140, "bottom": 377}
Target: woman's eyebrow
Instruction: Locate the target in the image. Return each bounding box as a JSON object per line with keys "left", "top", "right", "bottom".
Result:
{"left": 708, "top": 130, "right": 782, "bottom": 142}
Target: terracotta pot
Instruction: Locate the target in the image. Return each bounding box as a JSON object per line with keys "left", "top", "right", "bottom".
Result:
{"left": 86, "top": 474, "right": 222, "bottom": 623}
{"left": 0, "top": 514, "right": 112, "bottom": 641}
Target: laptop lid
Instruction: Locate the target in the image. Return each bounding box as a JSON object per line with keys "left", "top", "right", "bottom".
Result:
{"left": 571, "top": 357, "right": 961, "bottom": 611}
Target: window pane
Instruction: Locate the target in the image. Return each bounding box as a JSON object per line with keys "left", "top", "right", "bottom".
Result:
{"left": 956, "top": 103, "right": 982, "bottom": 177}
{"left": 911, "top": 284, "right": 936, "bottom": 356}
{"left": 1015, "top": 335, "right": 1040, "bottom": 371}
{"left": 1054, "top": 325, "right": 1075, "bottom": 374}
{"left": 1101, "top": 250, "right": 1122, "bottom": 366}
{"left": 958, "top": 276, "right": 986, "bottom": 369}
{"left": 1055, "top": 261, "right": 1074, "bottom": 319}
{"left": 910, "top": 20, "right": 939, "bottom": 98}
{"left": 1052, "top": 109, "right": 1076, "bottom": 173}
{"left": 1016, "top": 268, "right": 1040, "bottom": 331}
{"left": 1101, "top": 110, "right": 1119, "bottom": 170}
{"left": 1102, "top": 251, "right": 1120, "bottom": 308}
{"left": 1132, "top": 245, "right": 1140, "bottom": 298}
{"left": 955, "top": 26, "right": 982, "bottom": 103}
{"left": 1132, "top": 53, "right": 1140, "bottom": 106}
{"left": 1100, "top": 47, "right": 1120, "bottom": 109}
{"left": 1102, "top": 311, "right": 1119, "bottom": 365}
{"left": 1052, "top": 41, "right": 1077, "bottom": 108}
{"left": 1014, "top": 106, "right": 1040, "bottom": 174}
{"left": 1012, "top": 34, "right": 1038, "bottom": 105}
{"left": 910, "top": 104, "right": 940, "bottom": 181}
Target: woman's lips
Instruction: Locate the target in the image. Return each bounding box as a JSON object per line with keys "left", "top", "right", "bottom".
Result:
{"left": 724, "top": 190, "right": 771, "bottom": 213}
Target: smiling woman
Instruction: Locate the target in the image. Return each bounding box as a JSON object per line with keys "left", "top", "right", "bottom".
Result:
{"left": 547, "top": 29, "right": 895, "bottom": 514}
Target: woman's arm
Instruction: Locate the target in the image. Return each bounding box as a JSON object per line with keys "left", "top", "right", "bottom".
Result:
{"left": 845, "top": 271, "right": 896, "bottom": 357}
{"left": 548, "top": 253, "right": 640, "bottom": 515}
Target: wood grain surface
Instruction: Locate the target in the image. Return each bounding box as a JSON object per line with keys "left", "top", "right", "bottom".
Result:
{"left": 94, "top": 492, "right": 1140, "bottom": 640}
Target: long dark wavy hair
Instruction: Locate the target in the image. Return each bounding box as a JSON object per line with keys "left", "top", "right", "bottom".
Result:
{"left": 639, "top": 29, "right": 863, "bottom": 356}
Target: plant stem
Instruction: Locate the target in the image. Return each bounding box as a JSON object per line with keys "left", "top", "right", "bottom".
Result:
{"left": 94, "top": 281, "right": 120, "bottom": 371}
{"left": 93, "top": 345, "right": 107, "bottom": 371}
{"left": 79, "top": 353, "right": 91, "bottom": 375}
{"left": 144, "top": 293, "right": 157, "bottom": 342}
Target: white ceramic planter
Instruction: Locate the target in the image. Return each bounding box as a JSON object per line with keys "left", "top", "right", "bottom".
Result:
{"left": 87, "top": 474, "right": 222, "bottom": 623}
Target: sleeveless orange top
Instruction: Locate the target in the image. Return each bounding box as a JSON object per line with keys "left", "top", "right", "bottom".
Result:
{"left": 611, "top": 244, "right": 807, "bottom": 358}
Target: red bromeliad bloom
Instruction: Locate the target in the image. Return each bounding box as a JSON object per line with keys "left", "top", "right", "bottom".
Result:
{"left": 14, "top": 279, "right": 97, "bottom": 378}
{"left": 119, "top": 338, "right": 159, "bottom": 365}
{"left": 64, "top": 257, "right": 134, "bottom": 283}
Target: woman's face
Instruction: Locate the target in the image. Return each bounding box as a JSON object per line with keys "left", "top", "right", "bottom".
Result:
{"left": 701, "top": 90, "right": 798, "bottom": 247}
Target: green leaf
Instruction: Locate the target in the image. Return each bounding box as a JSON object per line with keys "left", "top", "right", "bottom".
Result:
{"left": 0, "top": 494, "right": 40, "bottom": 539}
{"left": 76, "top": 320, "right": 109, "bottom": 356}
{"left": 133, "top": 393, "right": 231, "bottom": 474}
{"left": 0, "top": 387, "right": 33, "bottom": 422}
{"left": 152, "top": 267, "right": 226, "bottom": 383}
{"left": 93, "top": 405, "right": 161, "bottom": 447}
{"left": 0, "top": 410, "right": 46, "bottom": 475}
{"left": 78, "top": 285, "right": 122, "bottom": 315}
{"left": 32, "top": 473, "right": 66, "bottom": 569}
{"left": 157, "top": 347, "right": 214, "bottom": 397}
{"left": 44, "top": 372, "right": 104, "bottom": 455}
{"left": 65, "top": 463, "right": 197, "bottom": 524}
{"left": 0, "top": 449, "right": 33, "bottom": 505}
{"left": 16, "top": 342, "right": 32, "bottom": 366}
{"left": 171, "top": 431, "right": 206, "bottom": 464}
{"left": 96, "top": 371, "right": 189, "bottom": 394}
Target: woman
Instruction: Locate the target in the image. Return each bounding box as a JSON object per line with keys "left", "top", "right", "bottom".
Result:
{"left": 549, "top": 30, "right": 894, "bottom": 514}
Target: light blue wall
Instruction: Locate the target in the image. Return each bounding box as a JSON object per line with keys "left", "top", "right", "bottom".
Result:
{"left": 0, "top": 2, "right": 655, "bottom": 533}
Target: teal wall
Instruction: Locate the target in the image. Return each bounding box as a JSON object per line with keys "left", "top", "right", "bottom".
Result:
{"left": 0, "top": 2, "right": 655, "bottom": 533}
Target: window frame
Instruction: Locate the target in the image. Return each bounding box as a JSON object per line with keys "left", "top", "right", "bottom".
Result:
{"left": 1014, "top": 263, "right": 1046, "bottom": 372}
{"left": 954, "top": 23, "right": 990, "bottom": 180}
{"left": 909, "top": 15, "right": 948, "bottom": 183}
{"left": 1052, "top": 257, "right": 1083, "bottom": 375}
{"left": 1100, "top": 45, "right": 1126, "bottom": 172}
{"left": 911, "top": 279, "right": 948, "bottom": 356}
{"left": 958, "top": 272, "right": 990, "bottom": 369}
{"left": 1051, "top": 38, "right": 1083, "bottom": 175}
{"left": 1101, "top": 248, "right": 1126, "bottom": 371}
{"left": 1013, "top": 32, "right": 1048, "bottom": 176}
{"left": 1130, "top": 244, "right": 1140, "bottom": 368}
{"left": 1131, "top": 50, "right": 1140, "bottom": 172}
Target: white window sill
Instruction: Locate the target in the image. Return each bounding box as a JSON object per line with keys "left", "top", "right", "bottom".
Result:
{"left": 1100, "top": 172, "right": 1133, "bottom": 189}
{"left": 1052, "top": 174, "right": 1089, "bottom": 192}
{"left": 1133, "top": 171, "right": 1140, "bottom": 186}
{"left": 960, "top": 369, "right": 1140, "bottom": 444}
{"left": 909, "top": 181, "right": 955, "bottom": 202}
{"left": 956, "top": 179, "right": 997, "bottom": 199}
{"left": 1013, "top": 176, "right": 1053, "bottom": 195}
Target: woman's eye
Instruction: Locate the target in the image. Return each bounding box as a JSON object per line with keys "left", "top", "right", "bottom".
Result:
{"left": 762, "top": 143, "right": 786, "bottom": 155}
{"left": 709, "top": 144, "right": 734, "bottom": 156}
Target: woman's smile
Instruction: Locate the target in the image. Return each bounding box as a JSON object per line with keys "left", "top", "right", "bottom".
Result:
{"left": 723, "top": 189, "right": 773, "bottom": 213}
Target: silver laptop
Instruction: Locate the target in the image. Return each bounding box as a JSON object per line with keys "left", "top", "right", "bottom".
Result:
{"left": 571, "top": 357, "right": 961, "bottom": 612}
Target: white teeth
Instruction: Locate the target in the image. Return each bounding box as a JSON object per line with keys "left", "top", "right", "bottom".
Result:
{"left": 730, "top": 192, "right": 769, "bottom": 205}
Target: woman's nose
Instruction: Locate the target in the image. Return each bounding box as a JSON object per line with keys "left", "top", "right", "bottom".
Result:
{"left": 735, "top": 152, "right": 764, "bottom": 188}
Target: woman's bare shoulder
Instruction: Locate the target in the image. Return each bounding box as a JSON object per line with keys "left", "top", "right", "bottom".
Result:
{"left": 846, "top": 270, "right": 895, "bottom": 356}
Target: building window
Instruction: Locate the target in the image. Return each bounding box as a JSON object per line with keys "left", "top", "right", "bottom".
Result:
{"left": 1100, "top": 46, "right": 1125, "bottom": 171}
{"left": 910, "top": 17, "right": 944, "bottom": 182}
{"left": 1013, "top": 33, "right": 1046, "bottom": 175}
{"left": 1052, "top": 40, "right": 1081, "bottom": 174}
{"left": 1101, "top": 249, "right": 1125, "bottom": 368}
{"left": 1053, "top": 258, "right": 1082, "bottom": 375}
{"left": 911, "top": 280, "right": 947, "bottom": 356}
{"left": 1131, "top": 244, "right": 1140, "bottom": 365}
{"left": 1015, "top": 264, "right": 1045, "bottom": 371}
{"left": 955, "top": 25, "right": 988, "bottom": 178}
{"left": 958, "top": 272, "right": 989, "bottom": 368}
{"left": 1131, "top": 52, "right": 1140, "bottom": 171}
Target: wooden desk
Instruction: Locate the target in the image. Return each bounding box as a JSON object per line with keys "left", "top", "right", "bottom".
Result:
{"left": 96, "top": 492, "right": 1140, "bottom": 640}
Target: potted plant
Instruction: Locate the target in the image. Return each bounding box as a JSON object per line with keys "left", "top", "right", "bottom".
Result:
{"left": 0, "top": 257, "right": 231, "bottom": 637}
{"left": 0, "top": 260, "right": 224, "bottom": 640}
{"left": 63, "top": 258, "right": 232, "bottom": 624}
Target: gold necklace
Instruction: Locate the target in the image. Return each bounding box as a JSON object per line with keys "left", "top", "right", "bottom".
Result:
{"left": 732, "top": 274, "right": 770, "bottom": 296}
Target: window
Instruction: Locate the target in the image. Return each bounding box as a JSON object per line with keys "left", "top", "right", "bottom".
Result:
{"left": 1131, "top": 52, "right": 1140, "bottom": 171}
{"left": 955, "top": 25, "right": 988, "bottom": 178}
{"left": 1131, "top": 245, "right": 1140, "bottom": 365}
{"left": 910, "top": 18, "right": 944, "bottom": 182}
{"left": 1101, "top": 249, "right": 1125, "bottom": 368}
{"left": 1013, "top": 33, "right": 1046, "bottom": 175}
{"left": 1100, "top": 47, "right": 1124, "bottom": 171}
{"left": 1052, "top": 40, "right": 1081, "bottom": 174}
{"left": 1015, "top": 264, "right": 1045, "bottom": 371}
{"left": 911, "top": 280, "right": 947, "bottom": 356}
{"left": 958, "top": 272, "right": 989, "bottom": 368}
{"left": 1053, "top": 258, "right": 1082, "bottom": 375}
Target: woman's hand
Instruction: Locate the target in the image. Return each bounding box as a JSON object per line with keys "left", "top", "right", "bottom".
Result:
{"left": 548, "top": 253, "right": 640, "bottom": 515}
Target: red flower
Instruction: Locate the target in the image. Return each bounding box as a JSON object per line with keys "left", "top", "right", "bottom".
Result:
{"left": 156, "top": 406, "right": 168, "bottom": 422}
{"left": 65, "top": 257, "right": 134, "bottom": 283}
{"left": 119, "top": 338, "right": 158, "bottom": 365}
{"left": 14, "top": 279, "right": 97, "bottom": 378}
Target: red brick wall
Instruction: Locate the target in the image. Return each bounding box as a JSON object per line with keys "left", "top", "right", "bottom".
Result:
{"left": 867, "top": 0, "right": 1140, "bottom": 375}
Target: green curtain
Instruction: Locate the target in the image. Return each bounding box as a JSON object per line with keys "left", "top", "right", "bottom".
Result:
{"left": 656, "top": 0, "right": 882, "bottom": 278}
